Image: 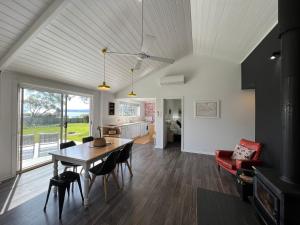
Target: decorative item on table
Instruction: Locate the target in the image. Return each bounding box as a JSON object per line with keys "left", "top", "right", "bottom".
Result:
{"left": 93, "top": 126, "right": 106, "bottom": 147}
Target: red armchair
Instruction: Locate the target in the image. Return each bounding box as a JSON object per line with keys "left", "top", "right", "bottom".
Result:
{"left": 215, "top": 139, "right": 262, "bottom": 175}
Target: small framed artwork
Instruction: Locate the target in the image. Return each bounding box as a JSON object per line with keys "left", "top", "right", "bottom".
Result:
{"left": 194, "top": 100, "right": 220, "bottom": 118}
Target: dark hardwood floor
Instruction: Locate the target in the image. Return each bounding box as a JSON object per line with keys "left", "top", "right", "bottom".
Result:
{"left": 0, "top": 143, "right": 238, "bottom": 225}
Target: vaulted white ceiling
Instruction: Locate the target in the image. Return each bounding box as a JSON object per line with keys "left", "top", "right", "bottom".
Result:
{"left": 0, "top": 0, "right": 277, "bottom": 92}
{"left": 1, "top": 0, "right": 192, "bottom": 92}
{"left": 191, "top": 0, "right": 278, "bottom": 62}
{"left": 0, "top": 0, "right": 52, "bottom": 59}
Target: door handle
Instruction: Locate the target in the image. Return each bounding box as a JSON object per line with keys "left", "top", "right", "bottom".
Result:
{"left": 64, "top": 121, "right": 68, "bottom": 129}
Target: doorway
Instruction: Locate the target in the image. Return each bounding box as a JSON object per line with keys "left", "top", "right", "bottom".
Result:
{"left": 163, "top": 98, "right": 183, "bottom": 150}
{"left": 17, "top": 87, "right": 91, "bottom": 172}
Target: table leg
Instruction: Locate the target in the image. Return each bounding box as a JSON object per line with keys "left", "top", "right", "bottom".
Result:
{"left": 53, "top": 157, "right": 58, "bottom": 194}
{"left": 83, "top": 163, "right": 90, "bottom": 208}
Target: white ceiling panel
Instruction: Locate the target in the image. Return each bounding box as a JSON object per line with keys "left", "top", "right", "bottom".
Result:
{"left": 7, "top": 0, "right": 193, "bottom": 92}
{"left": 191, "top": 0, "right": 278, "bottom": 62}
{"left": 1, "top": 0, "right": 278, "bottom": 92}
{"left": 0, "top": 0, "right": 52, "bottom": 59}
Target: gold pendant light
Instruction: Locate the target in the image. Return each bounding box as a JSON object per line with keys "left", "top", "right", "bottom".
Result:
{"left": 98, "top": 48, "right": 111, "bottom": 91}
{"left": 128, "top": 68, "right": 137, "bottom": 97}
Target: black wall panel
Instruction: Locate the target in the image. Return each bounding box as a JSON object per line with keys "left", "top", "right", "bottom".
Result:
{"left": 242, "top": 26, "right": 282, "bottom": 171}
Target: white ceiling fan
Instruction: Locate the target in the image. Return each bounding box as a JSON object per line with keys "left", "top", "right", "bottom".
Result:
{"left": 105, "top": 0, "right": 175, "bottom": 70}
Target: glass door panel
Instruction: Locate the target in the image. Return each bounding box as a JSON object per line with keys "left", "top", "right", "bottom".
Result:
{"left": 63, "top": 95, "right": 91, "bottom": 144}
{"left": 19, "top": 88, "right": 63, "bottom": 170}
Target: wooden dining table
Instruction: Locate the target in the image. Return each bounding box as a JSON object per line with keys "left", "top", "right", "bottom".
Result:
{"left": 49, "top": 137, "right": 133, "bottom": 207}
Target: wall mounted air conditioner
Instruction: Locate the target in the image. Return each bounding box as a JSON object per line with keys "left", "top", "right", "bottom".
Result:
{"left": 159, "top": 75, "right": 185, "bottom": 86}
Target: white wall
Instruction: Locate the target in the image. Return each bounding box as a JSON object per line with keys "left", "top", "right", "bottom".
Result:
{"left": 0, "top": 71, "right": 101, "bottom": 181}
{"left": 116, "top": 55, "right": 255, "bottom": 155}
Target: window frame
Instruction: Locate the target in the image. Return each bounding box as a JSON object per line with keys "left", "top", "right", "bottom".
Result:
{"left": 117, "top": 101, "right": 140, "bottom": 117}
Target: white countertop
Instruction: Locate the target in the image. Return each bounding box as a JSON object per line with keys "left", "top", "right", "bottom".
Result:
{"left": 103, "top": 121, "right": 148, "bottom": 128}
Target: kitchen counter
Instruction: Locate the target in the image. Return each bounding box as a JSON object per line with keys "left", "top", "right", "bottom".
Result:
{"left": 103, "top": 122, "right": 149, "bottom": 139}
{"left": 103, "top": 121, "right": 148, "bottom": 128}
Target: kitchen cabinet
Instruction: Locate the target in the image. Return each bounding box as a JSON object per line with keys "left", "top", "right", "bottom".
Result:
{"left": 119, "top": 122, "right": 148, "bottom": 139}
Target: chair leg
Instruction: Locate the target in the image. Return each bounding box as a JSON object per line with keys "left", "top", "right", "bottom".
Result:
{"left": 217, "top": 165, "right": 220, "bottom": 172}
{"left": 66, "top": 183, "right": 70, "bottom": 196}
{"left": 112, "top": 170, "right": 120, "bottom": 189}
{"left": 121, "top": 163, "right": 124, "bottom": 187}
{"left": 76, "top": 177, "right": 84, "bottom": 204}
{"left": 58, "top": 186, "right": 67, "bottom": 220}
{"left": 103, "top": 175, "right": 108, "bottom": 202}
{"left": 44, "top": 182, "right": 52, "bottom": 211}
{"left": 89, "top": 175, "right": 96, "bottom": 193}
{"left": 125, "top": 160, "right": 133, "bottom": 177}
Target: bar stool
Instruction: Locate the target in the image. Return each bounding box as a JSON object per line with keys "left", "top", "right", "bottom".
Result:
{"left": 44, "top": 171, "right": 83, "bottom": 220}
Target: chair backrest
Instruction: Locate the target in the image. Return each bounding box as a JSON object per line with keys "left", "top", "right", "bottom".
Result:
{"left": 60, "top": 141, "right": 76, "bottom": 150}
{"left": 82, "top": 136, "right": 94, "bottom": 143}
{"left": 23, "top": 134, "right": 35, "bottom": 147}
{"left": 39, "top": 133, "right": 59, "bottom": 144}
{"left": 118, "top": 142, "right": 133, "bottom": 162}
{"left": 101, "top": 148, "right": 122, "bottom": 173}
{"left": 240, "top": 139, "right": 262, "bottom": 161}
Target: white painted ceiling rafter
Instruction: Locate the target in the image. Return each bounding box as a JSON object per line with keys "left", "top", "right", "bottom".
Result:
{"left": 0, "top": 0, "right": 72, "bottom": 70}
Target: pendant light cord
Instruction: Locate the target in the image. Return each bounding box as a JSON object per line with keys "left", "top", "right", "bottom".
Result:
{"left": 103, "top": 52, "right": 106, "bottom": 82}
{"left": 131, "top": 69, "right": 134, "bottom": 91}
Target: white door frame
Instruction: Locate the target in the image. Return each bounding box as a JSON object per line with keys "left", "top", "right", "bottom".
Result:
{"left": 162, "top": 96, "right": 184, "bottom": 151}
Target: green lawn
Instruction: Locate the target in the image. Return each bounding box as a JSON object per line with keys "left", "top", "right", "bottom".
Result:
{"left": 23, "top": 123, "right": 89, "bottom": 143}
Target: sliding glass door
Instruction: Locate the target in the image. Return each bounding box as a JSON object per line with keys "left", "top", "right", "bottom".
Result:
{"left": 18, "top": 88, "right": 91, "bottom": 172}
{"left": 63, "top": 94, "right": 91, "bottom": 143}
{"left": 19, "top": 88, "right": 63, "bottom": 170}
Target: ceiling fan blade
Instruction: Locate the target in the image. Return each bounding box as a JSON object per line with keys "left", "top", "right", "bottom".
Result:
{"left": 141, "top": 34, "right": 156, "bottom": 53}
{"left": 106, "top": 51, "right": 138, "bottom": 57}
{"left": 147, "top": 55, "right": 175, "bottom": 64}
{"left": 134, "top": 59, "right": 143, "bottom": 70}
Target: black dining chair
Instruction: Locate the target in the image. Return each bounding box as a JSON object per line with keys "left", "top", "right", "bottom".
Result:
{"left": 89, "top": 148, "right": 122, "bottom": 202}
{"left": 82, "top": 136, "right": 94, "bottom": 143}
{"left": 44, "top": 171, "right": 83, "bottom": 220}
{"left": 117, "top": 142, "right": 134, "bottom": 186}
{"left": 60, "top": 141, "right": 79, "bottom": 172}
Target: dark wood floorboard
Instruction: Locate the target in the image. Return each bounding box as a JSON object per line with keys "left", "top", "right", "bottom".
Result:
{"left": 0, "top": 143, "right": 238, "bottom": 225}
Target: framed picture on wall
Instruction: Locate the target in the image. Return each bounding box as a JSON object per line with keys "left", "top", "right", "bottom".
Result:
{"left": 194, "top": 100, "right": 220, "bottom": 118}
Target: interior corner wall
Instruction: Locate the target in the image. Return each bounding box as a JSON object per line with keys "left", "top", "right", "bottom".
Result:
{"left": 115, "top": 55, "right": 255, "bottom": 155}
{"left": 242, "top": 25, "right": 282, "bottom": 171}
{"left": 0, "top": 71, "right": 101, "bottom": 182}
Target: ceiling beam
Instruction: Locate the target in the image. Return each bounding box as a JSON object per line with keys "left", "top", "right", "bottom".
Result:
{"left": 0, "top": 0, "right": 71, "bottom": 70}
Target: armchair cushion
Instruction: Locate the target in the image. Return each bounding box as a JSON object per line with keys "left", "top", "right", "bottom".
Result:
{"left": 231, "top": 144, "right": 256, "bottom": 160}
{"left": 240, "top": 139, "right": 262, "bottom": 161}
{"left": 215, "top": 150, "right": 234, "bottom": 158}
